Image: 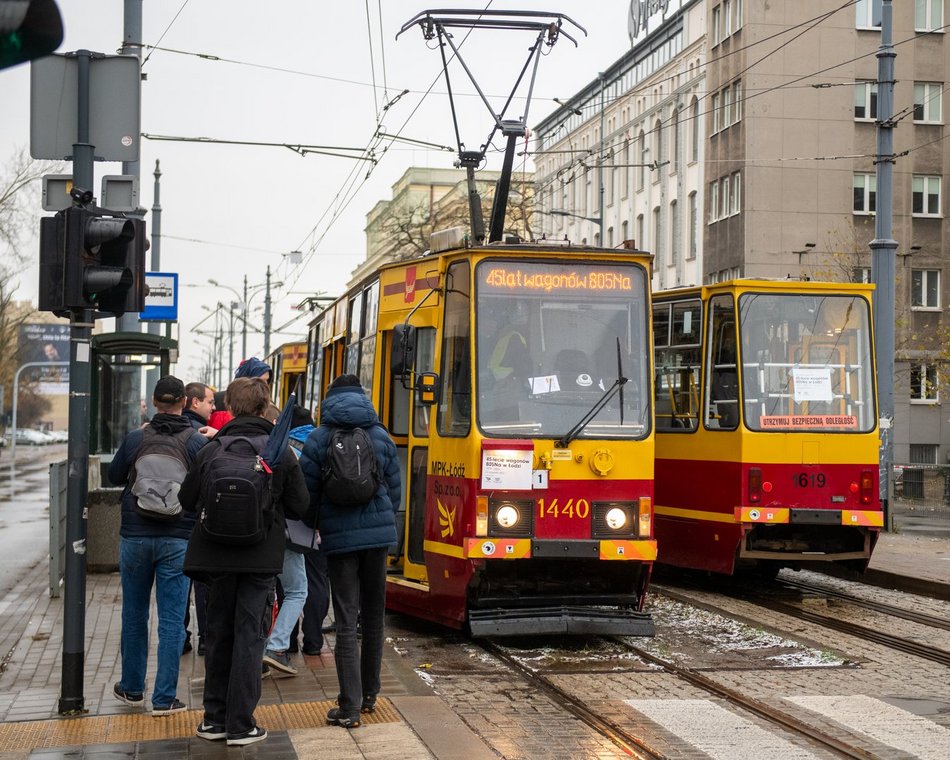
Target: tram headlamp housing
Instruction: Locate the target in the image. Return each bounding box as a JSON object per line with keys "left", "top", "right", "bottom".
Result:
{"left": 605, "top": 507, "right": 627, "bottom": 530}
{"left": 495, "top": 505, "right": 520, "bottom": 528}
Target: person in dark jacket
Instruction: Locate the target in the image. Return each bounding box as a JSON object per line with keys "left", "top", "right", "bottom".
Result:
{"left": 108, "top": 375, "right": 207, "bottom": 716}
{"left": 181, "top": 382, "right": 216, "bottom": 654}
{"left": 299, "top": 374, "right": 399, "bottom": 729}
{"left": 180, "top": 377, "right": 309, "bottom": 747}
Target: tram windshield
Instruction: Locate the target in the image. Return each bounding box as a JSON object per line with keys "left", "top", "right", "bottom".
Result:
{"left": 738, "top": 293, "right": 875, "bottom": 433}
{"left": 475, "top": 259, "right": 650, "bottom": 439}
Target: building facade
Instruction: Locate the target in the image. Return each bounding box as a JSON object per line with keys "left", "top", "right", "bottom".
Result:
{"left": 533, "top": 0, "right": 948, "bottom": 464}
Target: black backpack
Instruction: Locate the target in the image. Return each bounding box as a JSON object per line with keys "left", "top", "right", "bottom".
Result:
{"left": 199, "top": 434, "right": 274, "bottom": 545}
{"left": 322, "top": 426, "right": 380, "bottom": 507}
{"left": 130, "top": 427, "right": 194, "bottom": 522}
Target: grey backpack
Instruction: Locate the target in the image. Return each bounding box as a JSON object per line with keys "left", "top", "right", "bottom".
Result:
{"left": 130, "top": 427, "right": 194, "bottom": 522}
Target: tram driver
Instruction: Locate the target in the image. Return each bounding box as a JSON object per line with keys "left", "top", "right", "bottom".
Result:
{"left": 479, "top": 301, "right": 531, "bottom": 424}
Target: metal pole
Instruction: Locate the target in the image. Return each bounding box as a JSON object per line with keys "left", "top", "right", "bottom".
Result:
{"left": 228, "top": 303, "right": 235, "bottom": 380}
{"left": 598, "top": 72, "right": 605, "bottom": 245}
{"left": 870, "top": 0, "right": 897, "bottom": 514}
{"left": 59, "top": 49, "right": 96, "bottom": 714}
{"left": 242, "top": 275, "right": 248, "bottom": 360}
{"left": 145, "top": 160, "right": 161, "bottom": 407}
{"left": 263, "top": 266, "right": 272, "bottom": 357}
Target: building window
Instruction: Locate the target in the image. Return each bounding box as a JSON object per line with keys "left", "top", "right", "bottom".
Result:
{"left": 671, "top": 108, "right": 680, "bottom": 174}
{"left": 912, "top": 175, "right": 941, "bottom": 216}
{"left": 607, "top": 226, "right": 614, "bottom": 248}
{"left": 636, "top": 214, "right": 645, "bottom": 249}
{"left": 732, "top": 81, "right": 742, "bottom": 122}
{"left": 638, "top": 130, "right": 648, "bottom": 192}
{"left": 916, "top": 0, "right": 943, "bottom": 32}
{"left": 653, "top": 119, "right": 663, "bottom": 180}
{"left": 910, "top": 363, "right": 939, "bottom": 402}
{"left": 911, "top": 269, "right": 940, "bottom": 309}
{"left": 605, "top": 146, "right": 615, "bottom": 207}
{"left": 712, "top": 5, "right": 722, "bottom": 45}
{"left": 621, "top": 139, "right": 631, "bottom": 198}
{"left": 914, "top": 82, "right": 943, "bottom": 123}
{"left": 621, "top": 219, "right": 629, "bottom": 245}
{"left": 853, "top": 173, "right": 876, "bottom": 214}
{"left": 731, "top": 171, "right": 741, "bottom": 215}
{"left": 653, "top": 206, "right": 662, "bottom": 264}
{"left": 856, "top": 0, "right": 882, "bottom": 29}
{"left": 735, "top": 0, "right": 743, "bottom": 31}
{"left": 709, "top": 181, "right": 719, "bottom": 223}
{"left": 722, "top": 86, "right": 732, "bottom": 128}
{"left": 910, "top": 443, "right": 939, "bottom": 464}
{"left": 853, "top": 266, "right": 871, "bottom": 283}
{"left": 690, "top": 97, "right": 700, "bottom": 162}
{"left": 720, "top": 177, "right": 730, "bottom": 220}
{"left": 723, "top": 0, "right": 733, "bottom": 38}
{"left": 670, "top": 199, "right": 679, "bottom": 266}
{"left": 712, "top": 93, "right": 721, "bottom": 133}
{"left": 854, "top": 80, "right": 878, "bottom": 120}
{"left": 688, "top": 191, "right": 698, "bottom": 259}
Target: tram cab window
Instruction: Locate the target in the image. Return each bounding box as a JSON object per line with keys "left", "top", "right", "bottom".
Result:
{"left": 654, "top": 299, "right": 702, "bottom": 431}
{"left": 739, "top": 293, "right": 875, "bottom": 432}
{"left": 475, "top": 260, "right": 650, "bottom": 440}
{"left": 438, "top": 261, "right": 472, "bottom": 437}
{"left": 704, "top": 295, "right": 739, "bottom": 430}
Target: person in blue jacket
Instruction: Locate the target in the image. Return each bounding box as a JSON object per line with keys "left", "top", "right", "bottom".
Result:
{"left": 108, "top": 375, "right": 207, "bottom": 716}
{"left": 299, "top": 374, "right": 399, "bottom": 729}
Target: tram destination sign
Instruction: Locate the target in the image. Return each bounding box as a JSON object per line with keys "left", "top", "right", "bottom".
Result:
{"left": 481, "top": 262, "right": 637, "bottom": 295}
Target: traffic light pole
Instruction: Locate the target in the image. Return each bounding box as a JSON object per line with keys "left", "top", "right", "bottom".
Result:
{"left": 59, "top": 49, "right": 94, "bottom": 715}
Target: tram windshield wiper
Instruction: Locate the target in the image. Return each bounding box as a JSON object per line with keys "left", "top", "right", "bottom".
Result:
{"left": 555, "top": 338, "right": 627, "bottom": 448}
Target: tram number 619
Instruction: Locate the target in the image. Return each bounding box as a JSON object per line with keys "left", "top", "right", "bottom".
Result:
{"left": 795, "top": 473, "right": 826, "bottom": 488}
{"left": 538, "top": 498, "right": 590, "bottom": 519}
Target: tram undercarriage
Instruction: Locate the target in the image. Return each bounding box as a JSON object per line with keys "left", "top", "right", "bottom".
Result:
{"left": 466, "top": 558, "right": 655, "bottom": 637}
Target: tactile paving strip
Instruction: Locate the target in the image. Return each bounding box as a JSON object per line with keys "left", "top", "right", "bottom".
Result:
{"left": 0, "top": 698, "right": 399, "bottom": 751}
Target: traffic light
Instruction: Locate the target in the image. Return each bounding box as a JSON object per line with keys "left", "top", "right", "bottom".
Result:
{"left": 37, "top": 206, "right": 146, "bottom": 317}
{"left": 0, "top": 0, "right": 63, "bottom": 71}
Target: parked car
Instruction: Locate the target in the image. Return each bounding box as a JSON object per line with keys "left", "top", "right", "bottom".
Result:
{"left": 10, "top": 429, "right": 54, "bottom": 445}
{"left": 45, "top": 430, "right": 69, "bottom": 443}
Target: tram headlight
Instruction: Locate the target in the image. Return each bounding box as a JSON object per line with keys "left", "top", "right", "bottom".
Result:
{"left": 605, "top": 507, "right": 627, "bottom": 530}
{"left": 495, "top": 505, "right": 521, "bottom": 529}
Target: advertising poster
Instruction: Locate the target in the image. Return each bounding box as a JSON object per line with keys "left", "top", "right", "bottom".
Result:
{"left": 18, "top": 323, "right": 69, "bottom": 394}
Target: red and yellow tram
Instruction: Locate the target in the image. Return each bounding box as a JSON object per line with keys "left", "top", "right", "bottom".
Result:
{"left": 652, "top": 279, "right": 882, "bottom": 575}
{"left": 305, "top": 233, "right": 657, "bottom": 635}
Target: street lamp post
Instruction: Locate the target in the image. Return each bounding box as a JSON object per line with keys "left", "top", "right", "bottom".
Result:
{"left": 209, "top": 271, "right": 284, "bottom": 361}
{"left": 549, "top": 208, "right": 603, "bottom": 243}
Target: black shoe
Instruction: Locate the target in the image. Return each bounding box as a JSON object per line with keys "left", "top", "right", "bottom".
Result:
{"left": 113, "top": 682, "right": 144, "bottom": 707}
{"left": 152, "top": 699, "right": 187, "bottom": 716}
{"left": 361, "top": 695, "right": 377, "bottom": 714}
{"left": 196, "top": 721, "right": 226, "bottom": 741}
{"left": 287, "top": 641, "right": 299, "bottom": 654}
{"left": 327, "top": 707, "right": 361, "bottom": 728}
{"left": 227, "top": 726, "right": 267, "bottom": 746}
{"left": 263, "top": 649, "right": 298, "bottom": 675}
{"left": 262, "top": 663, "right": 271, "bottom": 677}
{"left": 197, "top": 637, "right": 206, "bottom": 657}
{"left": 181, "top": 638, "right": 193, "bottom": 655}
{"left": 302, "top": 643, "right": 321, "bottom": 656}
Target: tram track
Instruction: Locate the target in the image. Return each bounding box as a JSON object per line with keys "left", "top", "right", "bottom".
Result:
{"left": 655, "top": 581, "right": 950, "bottom": 669}
{"left": 609, "top": 637, "right": 882, "bottom": 760}
{"left": 476, "top": 635, "right": 882, "bottom": 760}
{"left": 477, "top": 638, "right": 667, "bottom": 759}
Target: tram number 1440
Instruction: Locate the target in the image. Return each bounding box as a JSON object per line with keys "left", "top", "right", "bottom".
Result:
{"left": 538, "top": 498, "right": 591, "bottom": 520}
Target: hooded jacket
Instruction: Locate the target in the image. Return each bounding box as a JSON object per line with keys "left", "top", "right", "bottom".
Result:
{"left": 108, "top": 413, "right": 207, "bottom": 540}
{"left": 179, "top": 415, "right": 310, "bottom": 578}
{"left": 299, "top": 386, "right": 399, "bottom": 555}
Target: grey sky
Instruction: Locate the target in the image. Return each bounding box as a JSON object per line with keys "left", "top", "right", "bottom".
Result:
{"left": 1, "top": 1, "right": 632, "bottom": 379}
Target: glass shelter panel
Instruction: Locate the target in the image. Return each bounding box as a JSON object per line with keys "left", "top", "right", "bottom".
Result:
{"left": 738, "top": 293, "right": 875, "bottom": 432}
{"left": 475, "top": 260, "right": 650, "bottom": 439}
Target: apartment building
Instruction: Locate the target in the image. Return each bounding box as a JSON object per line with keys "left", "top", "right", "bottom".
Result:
{"left": 533, "top": 0, "right": 948, "bottom": 463}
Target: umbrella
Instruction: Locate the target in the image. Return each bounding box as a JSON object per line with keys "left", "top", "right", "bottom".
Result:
{"left": 260, "top": 392, "right": 296, "bottom": 472}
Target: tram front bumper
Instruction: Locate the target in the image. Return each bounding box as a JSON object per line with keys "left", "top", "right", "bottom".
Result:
{"left": 468, "top": 605, "right": 655, "bottom": 637}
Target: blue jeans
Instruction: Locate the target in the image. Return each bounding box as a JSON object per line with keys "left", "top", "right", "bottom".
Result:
{"left": 118, "top": 536, "right": 189, "bottom": 708}
{"left": 268, "top": 550, "right": 307, "bottom": 652}
{"left": 327, "top": 547, "right": 388, "bottom": 717}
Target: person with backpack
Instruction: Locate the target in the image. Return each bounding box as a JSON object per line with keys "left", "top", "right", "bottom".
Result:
{"left": 299, "top": 374, "right": 400, "bottom": 729}
{"left": 108, "top": 376, "right": 207, "bottom": 716}
{"left": 179, "top": 377, "right": 310, "bottom": 747}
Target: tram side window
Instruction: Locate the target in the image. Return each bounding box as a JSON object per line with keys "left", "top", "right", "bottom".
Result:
{"left": 705, "top": 295, "right": 739, "bottom": 430}
{"left": 438, "top": 261, "right": 472, "bottom": 437}
{"left": 654, "top": 299, "right": 702, "bottom": 431}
